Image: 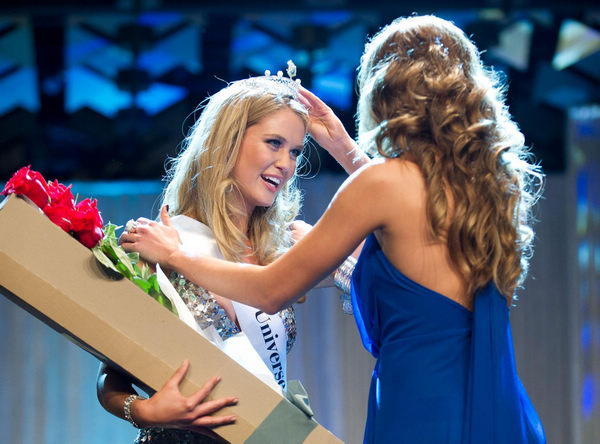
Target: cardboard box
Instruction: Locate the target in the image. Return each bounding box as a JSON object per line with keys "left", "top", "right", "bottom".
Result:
{"left": 0, "top": 195, "right": 342, "bottom": 444}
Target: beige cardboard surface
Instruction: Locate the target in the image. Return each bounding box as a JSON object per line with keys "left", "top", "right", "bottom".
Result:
{"left": 0, "top": 195, "right": 342, "bottom": 444}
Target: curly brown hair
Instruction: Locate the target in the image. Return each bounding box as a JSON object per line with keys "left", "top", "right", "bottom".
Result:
{"left": 357, "top": 15, "right": 543, "bottom": 301}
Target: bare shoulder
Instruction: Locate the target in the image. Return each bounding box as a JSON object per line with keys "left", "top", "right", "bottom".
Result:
{"left": 343, "top": 157, "right": 427, "bottom": 235}
{"left": 348, "top": 157, "right": 425, "bottom": 197}
{"left": 307, "top": 156, "right": 425, "bottom": 265}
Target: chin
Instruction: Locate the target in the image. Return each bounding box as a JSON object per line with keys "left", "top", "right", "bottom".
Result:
{"left": 258, "top": 193, "right": 278, "bottom": 208}
{"left": 249, "top": 198, "right": 275, "bottom": 210}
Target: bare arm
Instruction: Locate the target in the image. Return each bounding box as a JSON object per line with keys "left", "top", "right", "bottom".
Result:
{"left": 121, "top": 161, "right": 390, "bottom": 314}
{"left": 97, "top": 360, "right": 238, "bottom": 432}
{"left": 288, "top": 220, "right": 363, "bottom": 290}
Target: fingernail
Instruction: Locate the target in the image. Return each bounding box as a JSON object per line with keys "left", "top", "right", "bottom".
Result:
{"left": 165, "top": 205, "right": 169, "bottom": 212}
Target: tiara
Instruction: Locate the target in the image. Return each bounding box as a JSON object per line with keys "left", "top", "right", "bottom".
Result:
{"left": 237, "top": 60, "right": 302, "bottom": 98}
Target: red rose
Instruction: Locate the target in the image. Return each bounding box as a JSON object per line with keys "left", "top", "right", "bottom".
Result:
{"left": 43, "top": 202, "right": 74, "bottom": 232}
{"left": 77, "top": 225, "right": 104, "bottom": 248}
{"left": 47, "top": 180, "right": 75, "bottom": 207}
{"left": 1, "top": 165, "right": 50, "bottom": 209}
{"left": 72, "top": 198, "right": 103, "bottom": 230}
{"left": 71, "top": 198, "right": 104, "bottom": 248}
{"left": 4, "top": 166, "right": 105, "bottom": 249}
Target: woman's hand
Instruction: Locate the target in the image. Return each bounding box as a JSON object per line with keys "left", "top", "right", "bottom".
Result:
{"left": 134, "top": 359, "right": 238, "bottom": 431}
{"left": 298, "top": 87, "right": 353, "bottom": 153}
{"left": 297, "top": 87, "right": 368, "bottom": 174}
{"left": 120, "top": 206, "right": 180, "bottom": 267}
{"left": 288, "top": 220, "right": 313, "bottom": 245}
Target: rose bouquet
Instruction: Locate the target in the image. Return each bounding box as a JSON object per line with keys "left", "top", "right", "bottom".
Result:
{"left": 1, "top": 165, "right": 104, "bottom": 248}
{"left": 2, "top": 165, "right": 176, "bottom": 314}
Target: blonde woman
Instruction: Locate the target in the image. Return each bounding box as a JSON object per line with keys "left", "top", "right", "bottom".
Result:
{"left": 123, "top": 16, "right": 547, "bottom": 443}
{"left": 97, "top": 70, "right": 363, "bottom": 443}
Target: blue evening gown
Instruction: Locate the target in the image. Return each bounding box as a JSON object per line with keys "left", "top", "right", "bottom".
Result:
{"left": 351, "top": 234, "right": 546, "bottom": 443}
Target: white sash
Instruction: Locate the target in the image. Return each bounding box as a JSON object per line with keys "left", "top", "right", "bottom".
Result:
{"left": 156, "top": 215, "right": 287, "bottom": 393}
{"left": 231, "top": 301, "right": 287, "bottom": 390}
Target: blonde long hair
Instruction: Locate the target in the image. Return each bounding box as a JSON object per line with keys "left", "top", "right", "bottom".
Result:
{"left": 357, "top": 15, "right": 543, "bottom": 300}
{"left": 162, "top": 80, "right": 308, "bottom": 264}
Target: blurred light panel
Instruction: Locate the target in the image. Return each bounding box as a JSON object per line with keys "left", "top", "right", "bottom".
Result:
{"left": 70, "top": 180, "right": 163, "bottom": 197}
{"left": 0, "top": 67, "right": 40, "bottom": 114}
{"left": 65, "top": 13, "right": 200, "bottom": 118}
{"left": 230, "top": 11, "right": 369, "bottom": 111}
{"left": 136, "top": 82, "right": 186, "bottom": 116}
{"left": 572, "top": 105, "right": 600, "bottom": 433}
{"left": 553, "top": 19, "right": 600, "bottom": 71}
{"left": 68, "top": 26, "right": 131, "bottom": 79}
{"left": 0, "top": 16, "right": 39, "bottom": 115}
{"left": 138, "top": 24, "right": 202, "bottom": 77}
{"left": 65, "top": 66, "right": 131, "bottom": 117}
{"left": 582, "top": 374, "right": 594, "bottom": 419}
{"left": 577, "top": 171, "right": 589, "bottom": 235}
{"left": 490, "top": 19, "right": 533, "bottom": 71}
{"left": 137, "top": 11, "right": 183, "bottom": 29}
{"left": 579, "top": 241, "right": 590, "bottom": 270}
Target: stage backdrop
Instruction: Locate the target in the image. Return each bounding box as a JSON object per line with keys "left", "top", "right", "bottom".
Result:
{"left": 2, "top": 104, "right": 600, "bottom": 444}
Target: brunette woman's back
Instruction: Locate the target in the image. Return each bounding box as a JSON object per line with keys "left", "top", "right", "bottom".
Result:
{"left": 371, "top": 157, "right": 471, "bottom": 310}
{"left": 351, "top": 158, "right": 545, "bottom": 444}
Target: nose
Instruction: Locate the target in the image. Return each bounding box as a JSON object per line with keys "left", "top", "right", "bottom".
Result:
{"left": 274, "top": 150, "right": 293, "bottom": 176}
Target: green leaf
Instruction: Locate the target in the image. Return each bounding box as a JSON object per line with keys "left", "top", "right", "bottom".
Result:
{"left": 112, "top": 245, "right": 136, "bottom": 276}
{"left": 115, "top": 261, "right": 133, "bottom": 279}
{"left": 92, "top": 245, "right": 119, "bottom": 273}
{"left": 132, "top": 263, "right": 142, "bottom": 277}
{"left": 104, "top": 236, "right": 120, "bottom": 252}
{"left": 148, "top": 274, "right": 162, "bottom": 294}
{"left": 132, "top": 276, "right": 152, "bottom": 293}
{"left": 103, "top": 223, "right": 116, "bottom": 240}
{"left": 127, "top": 252, "right": 140, "bottom": 264}
{"left": 101, "top": 242, "right": 120, "bottom": 263}
{"left": 139, "top": 263, "right": 152, "bottom": 280}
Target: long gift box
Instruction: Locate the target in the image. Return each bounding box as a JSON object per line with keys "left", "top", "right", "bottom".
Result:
{"left": 0, "top": 195, "right": 342, "bottom": 444}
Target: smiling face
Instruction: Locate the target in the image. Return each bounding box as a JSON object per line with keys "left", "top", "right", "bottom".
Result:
{"left": 231, "top": 107, "right": 306, "bottom": 217}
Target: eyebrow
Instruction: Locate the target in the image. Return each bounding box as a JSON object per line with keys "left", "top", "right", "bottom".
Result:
{"left": 265, "top": 133, "right": 305, "bottom": 151}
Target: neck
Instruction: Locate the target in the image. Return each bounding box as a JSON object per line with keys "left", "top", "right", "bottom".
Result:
{"left": 233, "top": 210, "right": 256, "bottom": 263}
{"left": 232, "top": 212, "right": 250, "bottom": 234}
{"left": 230, "top": 196, "right": 253, "bottom": 235}
{"left": 229, "top": 193, "right": 255, "bottom": 261}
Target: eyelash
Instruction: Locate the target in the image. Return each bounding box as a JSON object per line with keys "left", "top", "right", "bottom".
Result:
{"left": 267, "top": 139, "right": 302, "bottom": 158}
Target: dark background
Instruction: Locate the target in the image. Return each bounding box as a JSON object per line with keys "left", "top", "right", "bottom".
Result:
{"left": 0, "top": 0, "right": 599, "bottom": 183}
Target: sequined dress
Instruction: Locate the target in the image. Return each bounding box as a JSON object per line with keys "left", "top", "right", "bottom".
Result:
{"left": 134, "top": 220, "right": 296, "bottom": 444}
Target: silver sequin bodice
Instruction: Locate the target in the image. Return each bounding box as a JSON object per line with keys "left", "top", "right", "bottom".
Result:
{"left": 169, "top": 271, "right": 296, "bottom": 353}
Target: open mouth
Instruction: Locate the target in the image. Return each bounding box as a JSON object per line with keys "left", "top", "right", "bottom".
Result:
{"left": 261, "top": 175, "right": 281, "bottom": 189}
